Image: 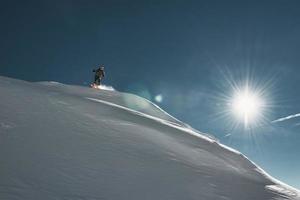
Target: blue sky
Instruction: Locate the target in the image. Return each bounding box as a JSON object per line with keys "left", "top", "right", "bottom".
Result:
{"left": 1, "top": 0, "right": 300, "bottom": 189}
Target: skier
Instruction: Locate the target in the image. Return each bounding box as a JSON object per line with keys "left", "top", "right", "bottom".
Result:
{"left": 92, "top": 65, "right": 105, "bottom": 86}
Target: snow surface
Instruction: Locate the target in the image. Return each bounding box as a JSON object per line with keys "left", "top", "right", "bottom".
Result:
{"left": 0, "top": 76, "right": 299, "bottom": 200}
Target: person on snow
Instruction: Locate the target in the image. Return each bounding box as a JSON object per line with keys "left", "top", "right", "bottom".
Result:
{"left": 93, "top": 65, "right": 105, "bottom": 86}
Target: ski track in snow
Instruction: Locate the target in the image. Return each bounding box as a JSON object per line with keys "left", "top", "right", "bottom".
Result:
{"left": 0, "top": 76, "right": 299, "bottom": 200}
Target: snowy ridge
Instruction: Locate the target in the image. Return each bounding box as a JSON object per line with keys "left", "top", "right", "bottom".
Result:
{"left": 0, "top": 76, "right": 299, "bottom": 200}
{"left": 86, "top": 97, "right": 214, "bottom": 142}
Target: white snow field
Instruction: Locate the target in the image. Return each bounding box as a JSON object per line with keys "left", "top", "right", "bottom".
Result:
{"left": 0, "top": 76, "right": 299, "bottom": 200}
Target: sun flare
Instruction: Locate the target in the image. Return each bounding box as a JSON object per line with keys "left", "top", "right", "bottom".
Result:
{"left": 231, "top": 87, "right": 263, "bottom": 127}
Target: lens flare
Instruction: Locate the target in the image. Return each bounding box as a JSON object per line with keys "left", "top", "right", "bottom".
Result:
{"left": 155, "top": 94, "right": 163, "bottom": 103}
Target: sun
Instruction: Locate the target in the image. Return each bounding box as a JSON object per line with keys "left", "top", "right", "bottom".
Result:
{"left": 231, "top": 87, "right": 263, "bottom": 127}
{"left": 213, "top": 67, "right": 275, "bottom": 132}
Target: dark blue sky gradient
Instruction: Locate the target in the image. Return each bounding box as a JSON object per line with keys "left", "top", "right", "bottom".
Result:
{"left": 1, "top": 0, "right": 300, "bottom": 188}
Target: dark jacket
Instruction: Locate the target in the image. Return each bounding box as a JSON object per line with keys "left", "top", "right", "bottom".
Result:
{"left": 93, "top": 68, "right": 105, "bottom": 78}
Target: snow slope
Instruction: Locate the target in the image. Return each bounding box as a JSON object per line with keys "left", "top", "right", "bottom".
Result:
{"left": 0, "top": 76, "right": 299, "bottom": 200}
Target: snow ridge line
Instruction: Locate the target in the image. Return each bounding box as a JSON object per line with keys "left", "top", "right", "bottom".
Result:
{"left": 85, "top": 97, "right": 215, "bottom": 143}
{"left": 141, "top": 97, "right": 186, "bottom": 126}
{"left": 124, "top": 93, "right": 216, "bottom": 141}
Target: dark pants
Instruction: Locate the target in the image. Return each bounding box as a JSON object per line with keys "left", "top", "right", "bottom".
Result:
{"left": 94, "top": 75, "right": 101, "bottom": 85}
